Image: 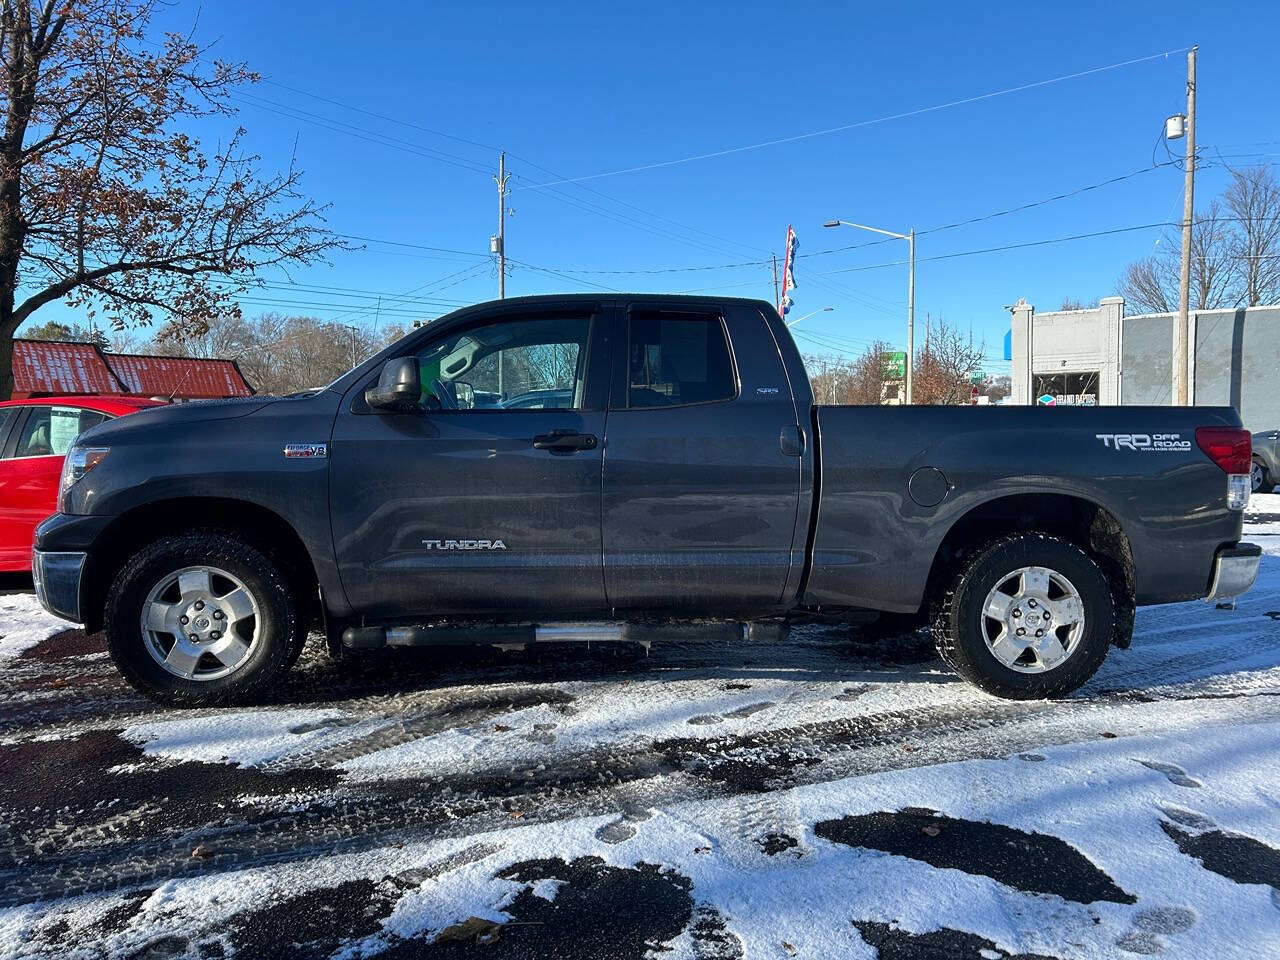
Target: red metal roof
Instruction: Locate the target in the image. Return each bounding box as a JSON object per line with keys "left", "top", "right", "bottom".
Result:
{"left": 9, "top": 340, "right": 254, "bottom": 400}
{"left": 11, "top": 339, "right": 123, "bottom": 397}
{"left": 103, "top": 353, "right": 254, "bottom": 399}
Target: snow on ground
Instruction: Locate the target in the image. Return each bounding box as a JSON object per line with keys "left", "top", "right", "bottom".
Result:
{"left": 4, "top": 720, "right": 1278, "bottom": 959}
{"left": 0, "top": 594, "right": 70, "bottom": 662}
{"left": 0, "top": 503, "right": 1276, "bottom": 957}
{"left": 121, "top": 709, "right": 394, "bottom": 769}
{"left": 1246, "top": 491, "right": 1280, "bottom": 543}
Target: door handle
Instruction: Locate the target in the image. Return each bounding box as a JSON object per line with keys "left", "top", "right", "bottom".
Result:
{"left": 532, "top": 429, "right": 598, "bottom": 453}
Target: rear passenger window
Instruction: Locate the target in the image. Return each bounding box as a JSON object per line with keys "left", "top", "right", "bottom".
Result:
{"left": 627, "top": 311, "right": 736, "bottom": 408}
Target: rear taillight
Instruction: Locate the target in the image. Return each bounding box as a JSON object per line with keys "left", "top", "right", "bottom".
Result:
{"left": 1195, "top": 426, "right": 1251, "bottom": 511}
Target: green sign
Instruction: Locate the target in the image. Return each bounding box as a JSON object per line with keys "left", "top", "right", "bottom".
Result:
{"left": 882, "top": 351, "right": 907, "bottom": 380}
{"left": 970, "top": 370, "right": 986, "bottom": 384}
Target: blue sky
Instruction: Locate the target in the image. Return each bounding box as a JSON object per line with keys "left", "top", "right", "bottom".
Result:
{"left": 28, "top": 1, "right": 1280, "bottom": 372}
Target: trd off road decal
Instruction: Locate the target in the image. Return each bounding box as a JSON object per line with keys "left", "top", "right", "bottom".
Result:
{"left": 1096, "top": 433, "right": 1192, "bottom": 452}
{"left": 421, "top": 539, "right": 507, "bottom": 550}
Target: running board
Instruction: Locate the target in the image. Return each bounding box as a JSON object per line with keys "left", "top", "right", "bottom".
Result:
{"left": 341, "top": 620, "right": 787, "bottom": 650}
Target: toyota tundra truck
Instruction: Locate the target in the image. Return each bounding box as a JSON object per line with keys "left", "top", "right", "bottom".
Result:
{"left": 32, "top": 294, "right": 1261, "bottom": 705}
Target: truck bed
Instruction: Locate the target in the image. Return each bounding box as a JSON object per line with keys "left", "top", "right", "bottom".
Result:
{"left": 804, "top": 404, "right": 1245, "bottom": 612}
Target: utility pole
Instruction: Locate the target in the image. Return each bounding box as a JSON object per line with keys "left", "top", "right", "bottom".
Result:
{"left": 494, "top": 152, "right": 510, "bottom": 299}
{"left": 344, "top": 324, "right": 360, "bottom": 369}
{"left": 772, "top": 254, "right": 780, "bottom": 311}
{"left": 1174, "top": 46, "right": 1197, "bottom": 406}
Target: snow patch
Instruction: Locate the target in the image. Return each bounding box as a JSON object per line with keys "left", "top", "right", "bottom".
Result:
{"left": 0, "top": 593, "right": 71, "bottom": 661}
{"left": 121, "top": 709, "right": 365, "bottom": 768}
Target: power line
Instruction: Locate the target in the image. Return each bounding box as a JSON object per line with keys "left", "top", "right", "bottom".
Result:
{"left": 814, "top": 222, "right": 1173, "bottom": 276}
{"left": 236, "top": 91, "right": 767, "bottom": 262}
{"left": 525, "top": 48, "right": 1192, "bottom": 188}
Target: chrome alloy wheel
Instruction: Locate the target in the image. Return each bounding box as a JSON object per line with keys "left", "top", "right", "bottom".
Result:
{"left": 140, "top": 566, "right": 261, "bottom": 681}
{"left": 1253, "top": 459, "right": 1265, "bottom": 493}
{"left": 980, "top": 565, "right": 1085, "bottom": 674}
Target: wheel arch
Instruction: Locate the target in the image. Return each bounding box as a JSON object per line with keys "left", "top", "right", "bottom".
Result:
{"left": 82, "top": 497, "right": 320, "bottom": 634}
{"left": 923, "top": 492, "right": 1136, "bottom": 649}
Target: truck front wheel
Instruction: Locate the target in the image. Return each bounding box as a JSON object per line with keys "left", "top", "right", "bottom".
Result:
{"left": 104, "top": 532, "right": 302, "bottom": 706}
{"left": 931, "top": 533, "right": 1114, "bottom": 699}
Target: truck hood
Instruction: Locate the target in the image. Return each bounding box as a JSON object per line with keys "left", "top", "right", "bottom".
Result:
{"left": 80, "top": 396, "right": 276, "bottom": 443}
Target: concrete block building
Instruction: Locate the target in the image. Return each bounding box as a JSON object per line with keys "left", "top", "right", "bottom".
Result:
{"left": 1008, "top": 299, "right": 1279, "bottom": 431}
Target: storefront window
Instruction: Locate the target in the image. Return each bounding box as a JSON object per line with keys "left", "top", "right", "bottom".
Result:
{"left": 1033, "top": 371, "right": 1099, "bottom": 405}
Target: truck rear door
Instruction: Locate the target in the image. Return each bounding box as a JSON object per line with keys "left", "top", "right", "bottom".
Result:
{"left": 601, "top": 301, "right": 805, "bottom": 614}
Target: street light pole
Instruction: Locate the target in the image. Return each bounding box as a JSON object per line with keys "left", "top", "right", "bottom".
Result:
{"left": 824, "top": 219, "right": 915, "bottom": 403}
{"left": 785, "top": 306, "right": 834, "bottom": 328}
{"left": 907, "top": 228, "right": 915, "bottom": 406}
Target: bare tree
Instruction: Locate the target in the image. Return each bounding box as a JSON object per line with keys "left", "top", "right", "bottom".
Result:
{"left": 803, "top": 340, "right": 896, "bottom": 405}
{"left": 1223, "top": 165, "right": 1280, "bottom": 307}
{"left": 1118, "top": 166, "right": 1280, "bottom": 313}
{"left": 0, "top": 0, "right": 338, "bottom": 397}
{"left": 1118, "top": 199, "right": 1235, "bottom": 313}
{"left": 913, "top": 316, "right": 985, "bottom": 405}
{"left": 1058, "top": 297, "right": 1099, "bottom": 311}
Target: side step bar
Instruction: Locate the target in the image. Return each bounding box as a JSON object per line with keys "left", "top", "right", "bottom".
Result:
{"left": 342, "top": 620, "right": 788, "bottom": 650}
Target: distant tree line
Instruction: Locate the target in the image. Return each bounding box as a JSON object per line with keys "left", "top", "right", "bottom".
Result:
{"left": 22, "top": 313, "right": 408, "bottom": 395}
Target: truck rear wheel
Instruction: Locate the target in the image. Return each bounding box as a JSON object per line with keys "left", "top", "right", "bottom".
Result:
{"left": 104, "top": 532, "right": 302, "bottom": 706}
{"left": 931, "top": 533, "right": 1114, "bottom": 699}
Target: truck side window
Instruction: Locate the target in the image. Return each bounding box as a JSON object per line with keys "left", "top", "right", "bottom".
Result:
{"left": 414, "top": 315, "right": 592, "bottom": 411}
{"left": 627, "top": 310, "right": 736, "bottom": 408}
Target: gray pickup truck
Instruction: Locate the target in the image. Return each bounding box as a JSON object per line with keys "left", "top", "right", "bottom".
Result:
{"left": 33, "top": 294, "right": 1261, "bottom": 705}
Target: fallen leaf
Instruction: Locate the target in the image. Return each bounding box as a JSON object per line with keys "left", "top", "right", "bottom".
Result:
{"left": 435, "top": 916, "right": 501, "bottom": 945}
{"left": 494, "top": 724, "right": 511, "bottom": 732}
{"left": 693, "top": 845, "right": 712, "bottom": 854}
{"left": 191, "top": 844, "right": 214, "bottom": 859}
{"left": 508, "top": 810, "right": 524, "bottom": 819}
{"left": 902, "top": 744, "right": 916, "bottom": 753}
{"left": 782, "top": 941, "right": 797, "bottom": 956}
{"left": 1099, "top": 731, "right": 1117, "bottom": 739}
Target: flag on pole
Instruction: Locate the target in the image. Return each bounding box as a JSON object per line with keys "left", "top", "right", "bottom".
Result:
{"left": 779, "top": 225, "right": 798, "bottom": 315}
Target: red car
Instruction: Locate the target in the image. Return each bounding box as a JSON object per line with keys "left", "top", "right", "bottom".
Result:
{"left": 0, "top": 396, "right": 163, "bottom": 572}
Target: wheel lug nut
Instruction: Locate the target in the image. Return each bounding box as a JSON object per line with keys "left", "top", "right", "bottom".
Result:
{"left": 1016, "top": 627, "right": 1026, "bottom": 636}
{"left": 1027, "top": 599, "right": 1037, "bottom": 608}
{"left": 213, "top": 610, "right": 224, "bottom": 620}
{"left": 194, "top": 600, "right": 205, "bottom": 610}
{"left": 210, "top": 631, "right": 221, "bottom": 640}
{"left": 180, "top": 615, "right": 189, "bottom": 624}
{"left": 189, "top": 634, "right": 199, "bottom": 642}
{"left": 1012, "top": 609, "right": 1021, "bottom": 618}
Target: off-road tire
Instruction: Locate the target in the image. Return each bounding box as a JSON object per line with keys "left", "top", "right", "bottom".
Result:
{"left": 105, "top": 532, "right": 302, "bottom": 706}
{"left": 931, "top": 533, "right": 1115, "bottom": 700}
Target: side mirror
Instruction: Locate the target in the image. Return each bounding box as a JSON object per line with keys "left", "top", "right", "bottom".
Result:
{"left": 365, "top": 357, "right": 422, "bottom": 412}
{"left": 454, "top": 381, "right": 475, "bottom": 409}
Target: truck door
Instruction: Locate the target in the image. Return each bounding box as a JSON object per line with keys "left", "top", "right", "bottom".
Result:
{"left": 330, "top": 304, "right": 612, "bottom": 618}
{"left": 601, "top": 302, "right": 804, "bottom": 613}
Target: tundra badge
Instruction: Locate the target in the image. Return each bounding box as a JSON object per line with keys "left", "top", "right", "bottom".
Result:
{"left": 422, "top": 539, "right": 507, "bottom": 550}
